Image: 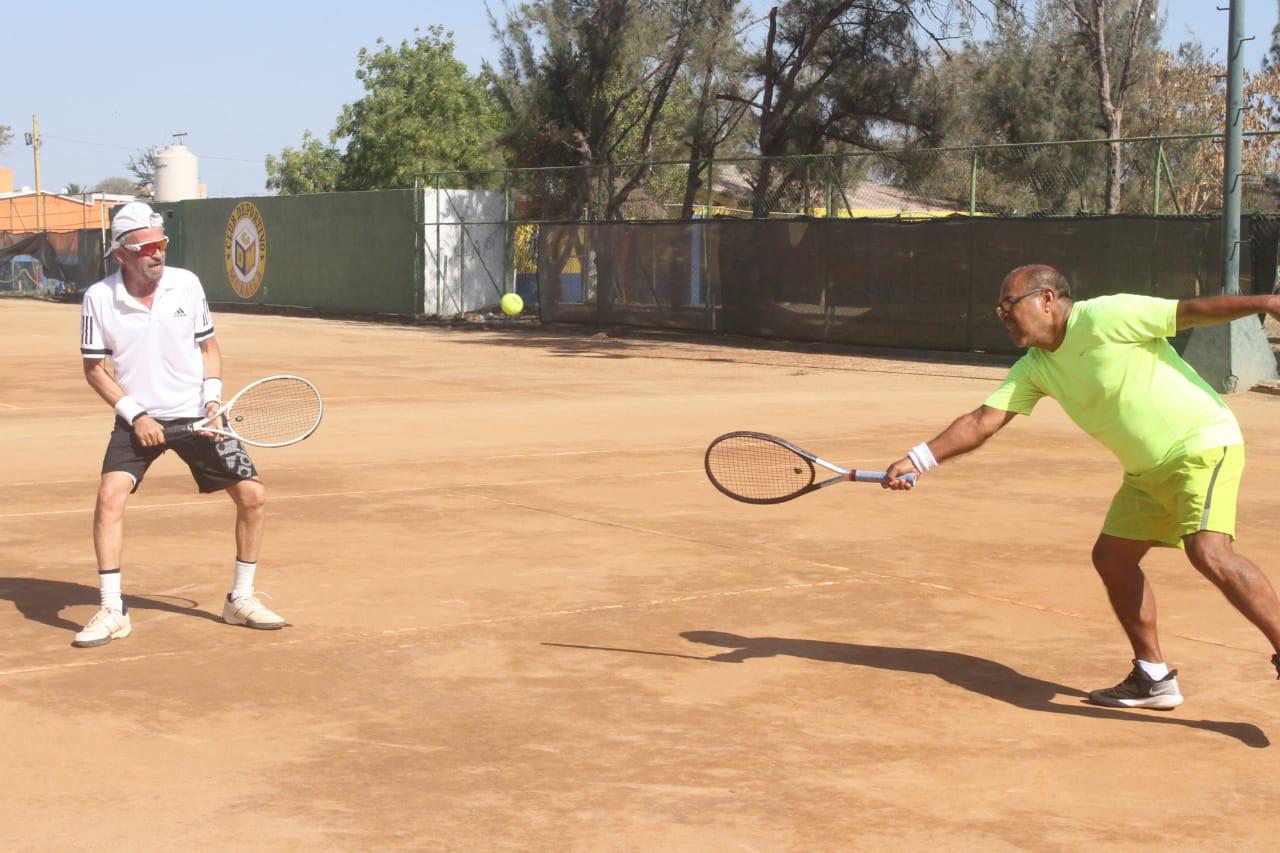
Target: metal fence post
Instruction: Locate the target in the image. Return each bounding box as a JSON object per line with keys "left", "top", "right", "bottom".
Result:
{"left": 968, "top": 147, "right": 979, "bottom": 216}
{"left": 825, "top": 156, "right": 835, "bottom": 217}
{"left": 1153, "top": 138, "right": 1164, "bottom": 215}
{"left": 705, "top": 153, "right": 716, "bottom": 328}
{"left": 503, "top": 169, "right": 513, "bottom": 297}
{"left": 435, "top": 173, "right": 442, "bottom": 316}
{"left": 706, "top": 154, "right": 715, "bottom": 217}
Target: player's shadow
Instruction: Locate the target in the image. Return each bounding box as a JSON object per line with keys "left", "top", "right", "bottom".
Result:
{"left": 0, "top": 576, "right": 224, "bottom": 635}
{"left": 543, "top": 631, "right": 1269, "bottom": 748}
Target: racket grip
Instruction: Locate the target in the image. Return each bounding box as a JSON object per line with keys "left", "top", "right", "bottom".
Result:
{"left": 852, "top": 470, "right": 917, "bottom": 485}
{"left": 162, "top": 422, "right": 199, "bottom": 443}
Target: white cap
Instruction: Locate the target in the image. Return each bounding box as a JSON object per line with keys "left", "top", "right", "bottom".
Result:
{"left": 105, "top": 202, "right": 164, "bottom": 257}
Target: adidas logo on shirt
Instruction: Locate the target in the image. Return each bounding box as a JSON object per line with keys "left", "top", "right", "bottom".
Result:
{"left": 173, "top": 307, "right": 187, "bottom": 317}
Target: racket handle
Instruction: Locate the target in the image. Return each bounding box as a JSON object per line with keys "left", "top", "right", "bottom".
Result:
{"left": 162, "top": 422, "right": 200, "bottom": 443}
{"left": 852, "top": 470, "right": 917, "bottom": 485}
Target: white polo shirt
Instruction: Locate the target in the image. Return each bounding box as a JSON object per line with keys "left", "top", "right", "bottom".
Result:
{"left": 80, "top": 267, "right": 215, "bottom": 419}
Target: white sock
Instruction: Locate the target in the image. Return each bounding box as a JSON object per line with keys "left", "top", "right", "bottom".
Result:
{"left": 231, "top": 559, "right": 256, "bottom": 601}
{"left": 99, "top": 569, "right": 123, "bottom": 612}
{"left": 1137, "top": 659, "right": 1169, "bottom": 680}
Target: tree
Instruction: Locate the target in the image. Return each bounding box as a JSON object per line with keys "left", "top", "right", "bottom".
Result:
{"left": 64, "top": 183, "right": 86, "bottom": 195}
{"left": 92, "top": 177, "right": 137, "bottom": 195}
{"left": 1058, "top": 0, "right": 1160, "bottom": 213}
{"left": 265, "top": 131, "right": 342, "bottom": 194}
{"left": 728, "top": 1, "right": 941, "bottom": 216}
{"left": 335, "top": 26, "right": 504, "bottom": 189}
{"left": 489, "top": 0, "right": 717, "bottom": 220}
{"left": 0, "top": 124, "right": 12, "bottom": 151}
{"left": 920, "top": 2, "right": 1116, "bottom": 213}
{"left": 1269, "top": 0, "right": 1280, "bottom": 70}
{"left": 127, "top": 147, "right": 158, "bottom": 199}
{"left": 676, "top": 0, "right": 754, "bottom": 217}
{"left": 266, "top": 27, "right": 503, "bottom": 194}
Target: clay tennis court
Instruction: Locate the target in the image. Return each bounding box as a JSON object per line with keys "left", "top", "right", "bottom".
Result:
{"left": 3, "top": 296, "right": 1280, "bottom": 849}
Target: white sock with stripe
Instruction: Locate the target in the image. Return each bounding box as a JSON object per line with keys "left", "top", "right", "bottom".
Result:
{"left": 231, "top": 558, "right": 256, "bottom": 601}
{"left": 99, "top": 569, "right": 123, "bottom": 612}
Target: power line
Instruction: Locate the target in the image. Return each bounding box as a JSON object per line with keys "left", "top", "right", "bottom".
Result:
{"left": 41, "top": 134, "right": 263, "bottom": 164}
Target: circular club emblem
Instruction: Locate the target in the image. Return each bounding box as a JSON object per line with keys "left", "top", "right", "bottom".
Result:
{"left": 224, "top": 201, "right": 268, "bottom": 298}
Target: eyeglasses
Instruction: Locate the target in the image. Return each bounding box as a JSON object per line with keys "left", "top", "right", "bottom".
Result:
{"left": 994, "top": 287, "right": 1047, "bottom": 319}
{"left": 121, "top": 237, "right": 169, "bottom": 256}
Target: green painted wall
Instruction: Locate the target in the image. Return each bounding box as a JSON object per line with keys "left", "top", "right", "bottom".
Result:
{"left": 152, "top": 190, "right": 421, "bottom": 315}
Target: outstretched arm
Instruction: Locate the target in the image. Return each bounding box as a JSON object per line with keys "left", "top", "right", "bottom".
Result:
{"left": 1176, "top": 294, "right": 1280, "bottom": 330}
{"left": 882, "top": 405, "right": 1019, "bottom": 490}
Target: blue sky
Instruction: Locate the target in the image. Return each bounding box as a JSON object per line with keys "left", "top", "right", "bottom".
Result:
{"left": 3, "top": 1, "right": 1277, "bottom": 198}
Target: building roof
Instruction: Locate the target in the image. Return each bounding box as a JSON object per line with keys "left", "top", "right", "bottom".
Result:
{"left": 0, "top": 191, "right": 137, "bottom": 234}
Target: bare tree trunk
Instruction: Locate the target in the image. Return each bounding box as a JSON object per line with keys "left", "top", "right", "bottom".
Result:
{"left": 1063, "top": 0, "right": 1151, "bottom": 213}
{"left": 682, "top": 58, "right": 718, "bottom": 219}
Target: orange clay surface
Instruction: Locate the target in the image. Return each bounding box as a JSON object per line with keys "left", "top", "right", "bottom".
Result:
{"left": 3, "top": 297, "right": 1280, "bottom": 850}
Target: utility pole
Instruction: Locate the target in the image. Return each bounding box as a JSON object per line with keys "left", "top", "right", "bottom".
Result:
{"left": 24, "top": 114, "right": 44, "bottom": 231}
{"left": 1182, "top": 0, "right": 1278, "bottom": 392}
{"left": 1222, "top": 0, "right": 1246, "bottom": 294}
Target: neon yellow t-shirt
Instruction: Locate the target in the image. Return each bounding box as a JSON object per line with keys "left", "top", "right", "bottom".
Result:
{"left": 984, "top": 294, "right": 1242, "bottom": 473}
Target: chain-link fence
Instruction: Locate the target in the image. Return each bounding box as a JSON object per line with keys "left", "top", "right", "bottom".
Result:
{"left": 414, "top": 131, "right": 1279, "bottom": 316}
{"left": 425, "top": 131, "right": 1280, "bottom": 224}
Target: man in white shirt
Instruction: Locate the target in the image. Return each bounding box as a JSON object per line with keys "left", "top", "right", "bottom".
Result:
{"left": 75, "top": 202, "right": 284, "bottom": 647}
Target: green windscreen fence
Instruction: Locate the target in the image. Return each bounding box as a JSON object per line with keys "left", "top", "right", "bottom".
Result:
{"left": 538, "top": 216, "right": 1255, "bottom": 356}
{"left": 151, "top": 190, "right": 421, "bottom": 316}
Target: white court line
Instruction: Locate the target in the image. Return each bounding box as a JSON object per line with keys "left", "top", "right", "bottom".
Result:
{"left": 0, "top": 469, "right": 704, "bottom": 520}
{"left": 0, "top": 432, "right": 886, "bottom": 490}
{"left": 0, "top": 558, "right": 1261, "bottom": 679}
{"left": 0, "top": 447, "right": 628, "bottom": 489}
{"left": 0, "top": 448, "right": 627, "bottom": 489}
{"left": 456, "top": 490, "right": 1269, "bottom": 659}
{"left": 0, "top": 405, "right": 97, "bottom": 413}
{"left": 0, "top": 579, "right": 846, "bottom": 678}
{"left": 1, "top": 490, "right": 1265, "bottom": 677}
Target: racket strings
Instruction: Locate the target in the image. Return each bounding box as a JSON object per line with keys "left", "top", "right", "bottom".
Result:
{"left": 225, "top": 378, "right": 322, "bottom": 445}
{"left": 706, "top": 435, "right": 815, "bottom": 501}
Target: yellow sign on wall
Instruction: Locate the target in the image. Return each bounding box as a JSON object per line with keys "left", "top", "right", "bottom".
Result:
{"left": 224, "top": 201, "right": 268, "bottom": 298}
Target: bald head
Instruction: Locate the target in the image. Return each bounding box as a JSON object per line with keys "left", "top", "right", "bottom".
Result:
{"left": 1003, "top": 264, "right": 1072, "bottom": 300}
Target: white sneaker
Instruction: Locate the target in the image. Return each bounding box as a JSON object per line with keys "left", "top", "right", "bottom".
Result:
{"left": 222, "top": 594, "right": 285, "bottom": 630}
{"left": 72, "top": 607, "right": 132, "bottom": 648}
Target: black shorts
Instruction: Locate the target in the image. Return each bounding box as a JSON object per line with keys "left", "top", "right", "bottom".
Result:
{"left": 101, "top": 416, "right": 259, "bottom": 494}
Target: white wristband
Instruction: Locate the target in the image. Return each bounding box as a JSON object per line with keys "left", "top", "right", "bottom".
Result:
{"left": 202, "top": 377, "right": 223, "bottom": 408}
{"left": 114, "top": 396, "right": 146, "bottom": 424}
{"left": 907, "top": 442, "right": 938, "bottom": 474}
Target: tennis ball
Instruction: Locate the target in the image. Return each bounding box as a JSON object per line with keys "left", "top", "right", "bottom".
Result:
{"left": 501, "top": 293, "right": 524, "bottom": 316}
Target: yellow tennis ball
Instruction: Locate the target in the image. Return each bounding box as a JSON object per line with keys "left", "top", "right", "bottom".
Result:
{"left": 501, "top": 293, "right": 524, "bottom": 316}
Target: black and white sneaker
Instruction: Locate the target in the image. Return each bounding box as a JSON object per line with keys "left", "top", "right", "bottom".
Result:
{"left": 1088, "top": 661, "right": 1183, "bottom": 710}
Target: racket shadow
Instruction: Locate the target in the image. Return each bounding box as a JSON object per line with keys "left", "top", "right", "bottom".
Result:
{"left": 543, "top": 633, "right": 1269, "bottom": 748}
{"left": 0, "top": 576, "right": 226, "bottom": 634}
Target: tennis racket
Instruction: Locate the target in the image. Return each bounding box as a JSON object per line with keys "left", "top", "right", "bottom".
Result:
{"left": 705, "top": 431, "right": 915, "bottom": 505}
{"left": 163, "top": 375, "right": 323, "bottom": 448}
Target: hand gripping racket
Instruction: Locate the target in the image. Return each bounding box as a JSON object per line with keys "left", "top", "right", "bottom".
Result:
{"left": 163, "top": 375, "right": 323, "bottom": 448}
{"left": 705, "top": 431, "right": 915, "bottom": 505}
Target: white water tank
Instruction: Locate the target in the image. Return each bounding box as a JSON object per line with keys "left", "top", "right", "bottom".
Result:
{"left": 154, "top": 144, "right": 200, "bottom": 201}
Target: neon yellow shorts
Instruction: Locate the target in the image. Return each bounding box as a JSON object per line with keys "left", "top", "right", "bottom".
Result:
{"left": 1102, "top": 445, "right": 1243, "bottom": 547}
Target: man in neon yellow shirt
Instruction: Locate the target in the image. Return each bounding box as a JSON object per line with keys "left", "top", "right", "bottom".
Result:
{"left": 883, "top": 264, "right": 1280, "bottom": 709}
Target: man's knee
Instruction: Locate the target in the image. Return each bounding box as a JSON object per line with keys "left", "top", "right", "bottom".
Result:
{"left": 1185, "top": 533, "right": 1234, "bottom": 581}
{"left": 96, "top": 473, "right": 134, "bottom": 516}
{"left": 229, "top": 478, "right": 267, "bottom": 511}
{"left": 1092, "top": 539, "right": 1129, "bottom": 575}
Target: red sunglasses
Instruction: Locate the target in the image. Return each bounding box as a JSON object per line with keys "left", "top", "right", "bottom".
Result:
{"left": 121, "top": 236, "right": 169, "bottom": 256}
